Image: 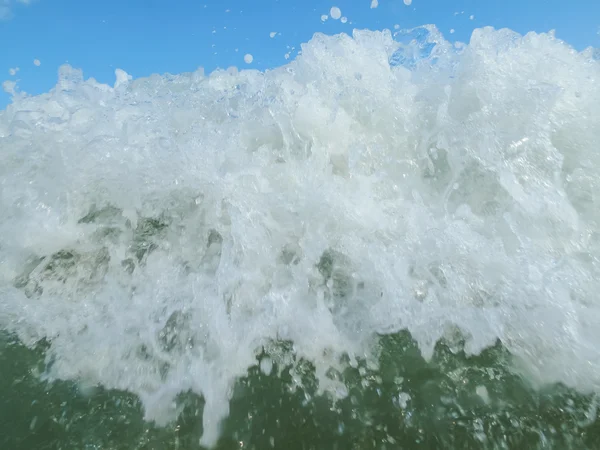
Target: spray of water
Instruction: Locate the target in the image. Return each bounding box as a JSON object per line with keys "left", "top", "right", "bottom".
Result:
{"left": 1, "top": 26, "right": 599, "bottom": 446}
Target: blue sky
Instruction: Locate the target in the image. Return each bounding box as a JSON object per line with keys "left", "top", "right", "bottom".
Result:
{"left": 1, "top": 0, "right": 599, "bottom": 109}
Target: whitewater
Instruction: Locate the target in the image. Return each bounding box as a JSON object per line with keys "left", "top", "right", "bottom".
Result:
{"left": 1, "top": 25, "right": 599, "bottom": 447}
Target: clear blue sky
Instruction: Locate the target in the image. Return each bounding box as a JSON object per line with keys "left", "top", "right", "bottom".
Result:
{"left": 1, "top": 0, "right": 599, "bottom": 109}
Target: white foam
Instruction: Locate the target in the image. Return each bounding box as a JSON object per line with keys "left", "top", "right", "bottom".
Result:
{"left": 476, "top": 385, "right": 490, "bottom": 404}
{"left": 114, "top": 68, "right": 132, "bottom": 88}
{"left": 404, "top": 0, "right": 412, "bottom": 5}
{"left": 8, "top": 67, "right": 19, "bottom": 76}
{"left": 341, "top": 17, "right": 348, "bottom": 24}
{"left": 33, "top": 58, "right": 41, "bottom": 67}
{"left": 330, "top": 7, "right": 342, "bottom": 20}
{"left": 260, "top": 357, "right": 274, "bottom": 375}
{"left": 1, "top": 26, "right": 600, "bottom": 447}
{"left": 269, "top": 31, "right": 277, "bottom": 38}
{"left": 398, "top": 392, "right": 411, "bottom": 409}
{"left": 321, "top": 14, "right": 328, "bottom": 21}
{"left": 244, "top": 53, "right": 253, "bottom": 64}
{"left": 370, "top": 0, "right": 378, "bottom": 8}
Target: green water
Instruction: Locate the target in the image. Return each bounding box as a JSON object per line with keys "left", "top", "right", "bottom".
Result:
{"left": 1, "top": 331, "right": 598, "bottom": 450}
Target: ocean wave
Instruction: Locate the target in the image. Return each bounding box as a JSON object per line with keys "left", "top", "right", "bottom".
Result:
{"left": 1, "top": 25, "right": 599, "bottom": 446}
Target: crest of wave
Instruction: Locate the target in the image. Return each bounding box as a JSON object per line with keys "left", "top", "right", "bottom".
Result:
{"left": 0, "top": 25, "right": 599, "bottom": 446}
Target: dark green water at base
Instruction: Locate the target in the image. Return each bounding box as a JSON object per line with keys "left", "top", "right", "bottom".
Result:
{"left": 2, "top": 331, "right": 599, "bottom": 450}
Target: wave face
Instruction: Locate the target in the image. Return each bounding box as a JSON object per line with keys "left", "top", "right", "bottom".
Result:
{"left": 1, "top": 26, "right": 599, "bottom": 446}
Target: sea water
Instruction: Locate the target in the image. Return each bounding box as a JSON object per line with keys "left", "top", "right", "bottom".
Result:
{"left": 1, "top": 26, "right": 599, "bottom": 449}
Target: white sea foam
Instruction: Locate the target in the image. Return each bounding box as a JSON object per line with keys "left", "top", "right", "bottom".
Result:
{"left": 1, "top": 25, "right": 599, "bottom": 446}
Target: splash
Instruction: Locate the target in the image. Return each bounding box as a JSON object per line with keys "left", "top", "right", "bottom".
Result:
{"left": 1, "top": 25, "right": 599, "bottom": 447}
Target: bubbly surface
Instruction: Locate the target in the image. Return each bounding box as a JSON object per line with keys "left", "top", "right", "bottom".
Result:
{"left": 1, "top": 26, "right": 599, "bottom": 447}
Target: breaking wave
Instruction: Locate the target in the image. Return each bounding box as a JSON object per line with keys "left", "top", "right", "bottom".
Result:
{"left": 1, "top": 25, "right": 599, "bottom": 446}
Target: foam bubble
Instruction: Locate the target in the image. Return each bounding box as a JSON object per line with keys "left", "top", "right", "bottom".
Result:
{"left": 1, "top": 26, "right": 600, "bottom": 447}
{"left": 330, "top": 7, "right": 342, "bottom": 20}
{"left": 269, "top": 31, "right": 277, "bottom": 38}
{"left": 341, "top": 17, "right": 348, "bottom": 24}
{"left": 404, "top": 0, "right": 412, "bottom": 5}
{"left": 33, "top": 59, "right": 41, "bottom": 67}
{"left": 370, "top": 0, "right": 378, "bottom": 9}
{"left": 8, "top": 67, "right": 19, "bottom": 76}
{"left": 244, "top": 53, "right": 253, "bottom": 64}
{"left": 321, "top": 14, "right": 328, "bottom": 21}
